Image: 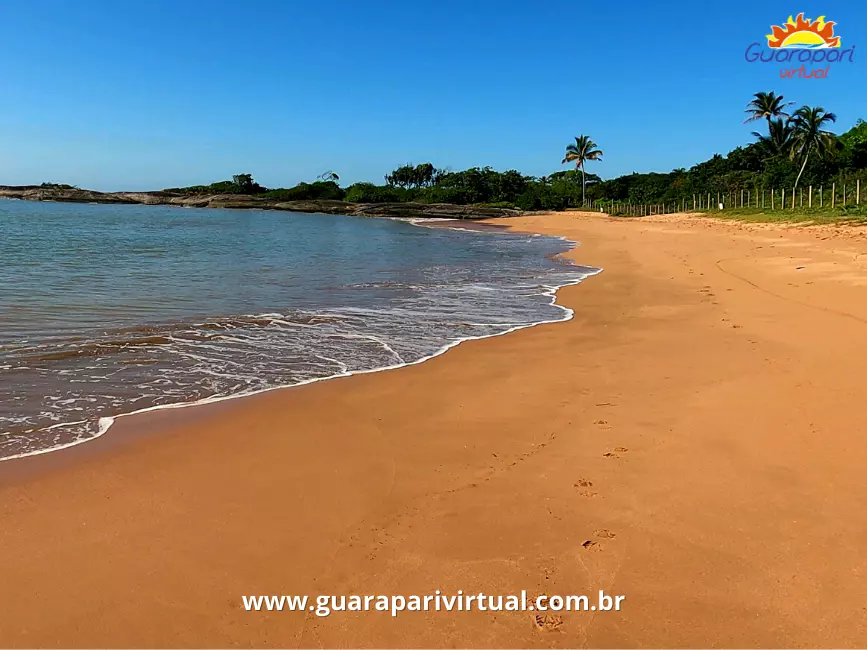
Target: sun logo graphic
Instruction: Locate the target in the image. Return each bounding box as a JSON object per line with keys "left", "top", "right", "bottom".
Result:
{"left": 745, "top": 12, "right": 853, "bottom": 78}
{"left": 766, "top": 13, "right": 841, "bottom": 49}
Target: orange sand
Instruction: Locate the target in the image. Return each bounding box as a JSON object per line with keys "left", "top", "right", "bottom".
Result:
{"left": 2, "top": 212, "right": 867, "bottom": 647}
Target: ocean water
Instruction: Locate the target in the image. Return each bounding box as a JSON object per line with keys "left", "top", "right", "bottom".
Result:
{"left": 0, "top": 200, "right": 598, "bottom": 461}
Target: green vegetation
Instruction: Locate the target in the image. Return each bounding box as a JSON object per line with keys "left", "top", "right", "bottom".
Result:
{"left": 164, "top": 173, "right": 265, "bottom": 196}
{"left": 562, "top": 135, "right": 603, "bottom": 204}
{"left": 703, "top": 204, "right": 867, "bottom": 225}
{"left": 594, "top": 92, "right": 865, "bottom": 214}
{"left": 161, "top": 90, "right": 866, "bottom": 218}
{"left": 40, "top": 182, "right": 79, "bottom": 190}
{"left": 744, "top": 91, "right": 794, "bottom": 126}
{"left": 347, "top": 164, "right": 580, "bottom": 210}
{"left": 261, "top": 181, "right": 345, "bottom": 202}
{"left": 164, "top": 164, "right": 584, "bottom": 211}
{"left": 790, "top": 106, "right": 838, "bottom": 189}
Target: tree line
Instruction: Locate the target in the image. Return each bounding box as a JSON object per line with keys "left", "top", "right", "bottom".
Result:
{"left": 165, "top": 91, "right": 867, "bottom": 211}
{"left": 166, "top": 164, "right": 585, "bottom": 210}
{"left": 590, "top": 92, "right": 865, "bottom": 208}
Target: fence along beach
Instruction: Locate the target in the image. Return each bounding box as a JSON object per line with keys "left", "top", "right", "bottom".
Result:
{"left": 571, "top": 178, "right": 864, "bottom": 216}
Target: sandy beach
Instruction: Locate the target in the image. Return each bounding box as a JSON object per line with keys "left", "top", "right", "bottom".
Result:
{"left": 2, "top": 211, "right": 867, "bottom": 648}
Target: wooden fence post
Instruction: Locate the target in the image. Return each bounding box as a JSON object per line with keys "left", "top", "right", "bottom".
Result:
{"left": 809, "top": 185, "right": 812, "bottom": 208}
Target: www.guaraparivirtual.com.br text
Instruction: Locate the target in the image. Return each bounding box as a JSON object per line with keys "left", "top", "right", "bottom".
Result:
{"left": 242, "top": 590, "right": 626, "bottom": 618}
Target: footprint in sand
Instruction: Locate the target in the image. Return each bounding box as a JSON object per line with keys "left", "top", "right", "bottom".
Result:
{"left": 603, "top": 447, "right": 628, "bottom": 458}
{"left": 594, "top": 528, "right": 616, "bottom": 539}
{"left": 574, "top": 478, "right": 597, "bottom": 497}
{"left": 582, "top": 540, "right": 602, "bottom": 552}
{"left": 533, "top": 613, "right": 564, "bottom": 632}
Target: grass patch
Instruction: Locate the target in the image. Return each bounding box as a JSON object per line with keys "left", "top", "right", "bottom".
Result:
{"left": 692, "top": 205, "right": 867, "bottom": 226}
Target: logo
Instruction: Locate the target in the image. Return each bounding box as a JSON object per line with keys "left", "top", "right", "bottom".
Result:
{"left": 767, "top": 14, "right": 840, "bottom": 49}
{"left": 745, "top": 13, "right": 854, "bottom": 79}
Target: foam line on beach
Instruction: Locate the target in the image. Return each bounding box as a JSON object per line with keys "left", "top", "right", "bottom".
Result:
{"left": 0, "top": 235, "right": 601, "bottom": 464}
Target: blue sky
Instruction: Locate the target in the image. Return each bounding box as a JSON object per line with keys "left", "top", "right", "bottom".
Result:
{"left": 0, "top": 0, "right": 863, "bottom": 191}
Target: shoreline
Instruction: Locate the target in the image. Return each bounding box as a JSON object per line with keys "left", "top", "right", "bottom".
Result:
{"left": 0, "top": 222, "right": 597, "bottom": 464}
{"left": 3, "top": 211, "right": 867, "bottom": 646}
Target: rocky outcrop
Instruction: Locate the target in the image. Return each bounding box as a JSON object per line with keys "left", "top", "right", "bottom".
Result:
{"left": 272, "top": 200, "right": 355, "bottom": 215}
{"left": 113, "top": 191, "right": 186, "bottom": 205}
{"left": 0, "top": 187, "right": 521, "bottom": 219}
{"left": 351, "top": 202, "right": 521, "bottom": 219}
{"left": 0, "top": 186, "right": 138, "bottom": 204}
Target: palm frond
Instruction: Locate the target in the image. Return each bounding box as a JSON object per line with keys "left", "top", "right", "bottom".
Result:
{"left": 743, "top": 91, "right": 794, "bottom": 124}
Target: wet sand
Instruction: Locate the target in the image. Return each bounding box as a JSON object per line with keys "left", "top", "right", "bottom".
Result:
{"left": 2, "top": 212, "right": 867, "bottom": 647}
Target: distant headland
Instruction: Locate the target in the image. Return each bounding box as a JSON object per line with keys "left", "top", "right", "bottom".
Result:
{"left": 0, "top": 180, "right": 522, "bottom": 220}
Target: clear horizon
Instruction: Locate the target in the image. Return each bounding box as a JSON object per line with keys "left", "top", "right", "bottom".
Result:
{"left": 2, "top": 0, "right": 864, "bottom": 191}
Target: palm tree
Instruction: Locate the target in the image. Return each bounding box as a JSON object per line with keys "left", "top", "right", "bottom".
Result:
{"left": 753, "top": 117, "right": 794, "bottom": 157}
{"left": 562, "top": 135, "right": 603, "bottom": 206}
{"left": 789, "top": 106, "right": 837, "bottom": 190}
{"left": 744, "top": 91, "right": 794, "bottom": 129}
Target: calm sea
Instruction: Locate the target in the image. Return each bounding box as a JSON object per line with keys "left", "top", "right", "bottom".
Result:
{"left": 0, "top": 200, "right": 598, "bottom": 460}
